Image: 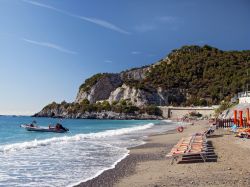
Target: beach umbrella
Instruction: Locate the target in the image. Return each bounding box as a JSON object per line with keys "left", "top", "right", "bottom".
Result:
{"left": 239, "top": 110, "right": 243, "bottom": 128}
{"left": 234, "top": 110, "right": 238, "bottom": 125}
{"left": 247, "top": 108, "right": 250, "bottom": 126}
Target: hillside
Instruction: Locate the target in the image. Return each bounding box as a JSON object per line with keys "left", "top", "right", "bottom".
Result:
{"left": 34, "top": 45, "right": 250, "bottom": 119}
{"left": 144, "top": 45, "right": 250, "bottom": 105}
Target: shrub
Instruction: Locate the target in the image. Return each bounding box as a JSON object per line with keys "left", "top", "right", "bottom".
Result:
{"left": 143, "top": 105, "right": 162, "bottom": 116}
{"left": 79, "top": 73, "right": 108, "bottom": 92}
{"left": 80, "top": 99, "right": 90, "bottom": 105}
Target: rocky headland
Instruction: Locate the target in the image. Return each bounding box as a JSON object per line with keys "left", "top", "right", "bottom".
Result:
{"left": 34, "top": 45, "right": 250, "bottom": 119}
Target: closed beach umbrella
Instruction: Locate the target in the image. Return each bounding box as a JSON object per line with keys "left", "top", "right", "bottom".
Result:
{"left": 239, "top": 110, "right": 243, "bottom": 128}
{"left": 234, "top": 110, "right": 237, "bottom": 125}
{"left": 247, "top": 108, "right": 250, "bottom": 126}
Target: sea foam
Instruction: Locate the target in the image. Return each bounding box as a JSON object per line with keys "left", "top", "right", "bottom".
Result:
{"left": 0, "top": 123, "right": 154, "bottom": 153}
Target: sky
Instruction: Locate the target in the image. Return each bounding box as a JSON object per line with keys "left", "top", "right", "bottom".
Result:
{"left": 0, "top": 0, "right": 249, "bottom": 115}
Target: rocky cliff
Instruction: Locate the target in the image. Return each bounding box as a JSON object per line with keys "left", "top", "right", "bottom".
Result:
{"left": 75, "top": 73, "right": 122, "bottom": 104}
{"left": 34, "top": 64, "right": 165, "bottom": 119}
{"left": 120, "top": 66, "right": 150, "bottom": 81}
{"left": 108, "top": 84, "right": 185, "bottom": 107}
{"left": 74, "top": 65, "right": 185, "bottom": 107}
{"left": 35, "top": 45, "right": 250, "bottom": 119}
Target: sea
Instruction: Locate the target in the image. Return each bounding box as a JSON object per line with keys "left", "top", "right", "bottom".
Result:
{"left": 0, "top": 116, "right": 181, "bottom": 187}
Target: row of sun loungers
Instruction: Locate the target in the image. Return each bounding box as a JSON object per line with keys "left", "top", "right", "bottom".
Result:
{"left": 230, "top": 125, "right": 250, "bottom": 138}
{"left": 166, "top": 133, "right": 217, "bottom": 164}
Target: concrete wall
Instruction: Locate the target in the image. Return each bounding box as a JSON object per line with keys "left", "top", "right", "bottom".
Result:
{"left": 159, "top": 106, "right": 216, "bottom": 119}
{"left": 239, "top": 97, "right": 250, "bottom": 104}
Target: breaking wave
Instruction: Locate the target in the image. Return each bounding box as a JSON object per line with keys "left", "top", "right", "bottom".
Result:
{"left": 0, "top": 123, "right": 154, "bottom": 153}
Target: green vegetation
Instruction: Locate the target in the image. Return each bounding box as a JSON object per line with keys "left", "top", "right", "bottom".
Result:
{"left": 121, "top": 65, "right": 149, "bottom": 74}
{"left": 136, "top": 45, "right": 250, "bottom": 105}
{"left": 77, "top": 45, "right": 250, "bottom": 106}
{"left": 140, "top": 105, "right": 162, "bottom": 116}
{"left": 79, "top": 73, "right": 108, "bottom": 92}
{"left": 43, "top": 100, "right": 162, "bottom": 116}
{"left": 215, "top": 101, "right": 238, "bottom": 116}
{"left": 41, "top": 45, "right": 250, "bottom": 117}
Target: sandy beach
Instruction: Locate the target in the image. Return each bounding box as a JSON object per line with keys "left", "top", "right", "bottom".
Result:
{"left": 76, "top": 120, "right": 250, "bottom": 187}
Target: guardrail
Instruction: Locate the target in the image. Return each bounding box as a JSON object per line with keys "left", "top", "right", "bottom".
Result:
{"left": 216, "top": 118, "right": 249, "bottom": 128}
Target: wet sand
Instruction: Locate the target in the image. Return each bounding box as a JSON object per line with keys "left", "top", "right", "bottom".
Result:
{"left": 76, "top": 120, "right": 250, "bottom": 187}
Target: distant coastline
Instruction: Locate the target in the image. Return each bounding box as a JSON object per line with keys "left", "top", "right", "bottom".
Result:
{"left": 0, "top": 115, "right": 30, "bottom": 117}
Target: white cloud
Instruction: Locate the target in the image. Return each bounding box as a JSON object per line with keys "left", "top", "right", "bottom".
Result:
{"left": 22, "top": 0, "right": 130, "bottom": 35}
{"left": 131, "top": 51, "right": 141, "bottom": 55}
{"left": 75, "top": 16, "right": 130, "bottom": 35}
{"left": 197, "top": 40, "right": 206, "bottom": 44}
{"left": 104, "top": 60, "right": 113, "bottom": 63}
{"left": 22, "top": 38, "right": 77, "bottom": 54}
{"left": 157, "top": 16, "right": 177, "bottom": 23}
{"left": 22, "top": 0, "right": 57, "bottom": 10}
{"left": 134, "top": 16, "right": 179, "bottom": 33}
{"left": 157, "top": 16, "right": 181, "bottom": 31}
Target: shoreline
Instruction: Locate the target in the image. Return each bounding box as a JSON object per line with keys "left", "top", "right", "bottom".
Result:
{"left": 75, "top": 121, "right": 188, "bottom": 187}
{"left": 76, "top": 119, "right": 246, "bottom": 187}
{"left": 32, "top": 115, "right": 163, "bottom": 120}
{"left": 113, "top": 120, "right": 250, "bottom": 187}
{"left": 71, "top": 150, "right": 130, "bottom": 187}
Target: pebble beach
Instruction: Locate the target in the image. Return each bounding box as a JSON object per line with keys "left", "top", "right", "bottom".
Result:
{"left": 77, "top": 120, "right": 250, "bottom": 187}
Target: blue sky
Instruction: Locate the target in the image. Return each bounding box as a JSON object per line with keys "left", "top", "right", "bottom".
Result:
{"left": 0, "top": 0, "right": 249, "bottom": 115}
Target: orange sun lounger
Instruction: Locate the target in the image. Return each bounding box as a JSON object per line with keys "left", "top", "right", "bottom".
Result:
{"left": 166, "top": 133, "right": 210, "bottom": 164}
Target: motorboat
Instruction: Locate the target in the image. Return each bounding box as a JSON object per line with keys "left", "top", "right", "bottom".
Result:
{"left": 20, "top": 122, "right": 69, "bottom": 133}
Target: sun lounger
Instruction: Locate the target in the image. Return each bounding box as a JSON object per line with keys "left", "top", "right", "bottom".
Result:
{"left": 204, "top": 125, "right": 216, "bottom": 137}
{"left": 234, "top": 128, "right": 250, "bottom": 138}
{"left": 236, "top": 131, "right": 250, "bottom": 138}
{"left": 166, "top": 133, "right": 216, "bottom": 164}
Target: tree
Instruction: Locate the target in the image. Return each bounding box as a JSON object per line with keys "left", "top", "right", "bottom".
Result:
{"left": 80, "top": 99, "right": 90, "bottom": 105}
{"left": 101, "top": 101, "right": 111, "bottom": 111}
{"left": 143, "top": 105, "right": 162, "bottom": 116}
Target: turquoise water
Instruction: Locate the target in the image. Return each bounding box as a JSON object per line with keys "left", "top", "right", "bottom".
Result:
{"left": 0, "top": 116, "right": 178, "bottom": 187}
{"left": 0, "top": 116, "right": 157, "bottom": 146}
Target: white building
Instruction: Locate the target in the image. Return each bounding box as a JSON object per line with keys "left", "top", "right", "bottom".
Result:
{"left": 238, "top": 91, "right": 250, "bottom": 104}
